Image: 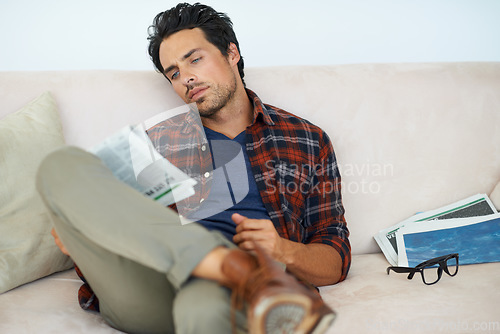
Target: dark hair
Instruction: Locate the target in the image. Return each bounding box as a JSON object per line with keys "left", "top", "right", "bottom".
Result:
{"left": 147, "top": 2, "right": 245, "bottom": 86}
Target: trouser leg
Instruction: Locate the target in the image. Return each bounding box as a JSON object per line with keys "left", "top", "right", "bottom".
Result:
{"left": 173, "top": 278, "right": 248, "bottom": 334}
{"left": 36, "top": 146, "right": 233, "bottom": 333}
{"left": 49, "top": 211, "right": 177, "bottom": 334}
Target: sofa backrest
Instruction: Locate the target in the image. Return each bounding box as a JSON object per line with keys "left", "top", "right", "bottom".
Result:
{"left": 1, "top": 62, "right": 499, "bottom": 255}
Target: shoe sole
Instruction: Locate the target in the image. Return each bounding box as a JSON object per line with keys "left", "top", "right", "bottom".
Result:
{"left": 250, "top": 293, "right": 336, "bottom": 334}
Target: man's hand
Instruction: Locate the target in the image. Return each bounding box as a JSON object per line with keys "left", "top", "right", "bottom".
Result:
{"left": 231, "top": 213, "right": 343, "bottom": 286}
{"left": 232, "top": 213, "right": 288, "bottom": 262}
{"left": 51, "top": 228, "right": 70, "bottom": 256}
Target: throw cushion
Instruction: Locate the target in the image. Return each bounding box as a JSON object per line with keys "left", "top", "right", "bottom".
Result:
{"left": 0, "top": 92, "right": 74, "bottom": 294}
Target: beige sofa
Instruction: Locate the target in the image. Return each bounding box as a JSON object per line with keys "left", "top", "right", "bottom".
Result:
{"left": 1, "top": 63, "right": 500, "bottom": 333}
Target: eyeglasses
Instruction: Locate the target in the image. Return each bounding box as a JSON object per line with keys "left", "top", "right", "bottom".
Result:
{"left": 386, "top": 253, "right": 459, "bottom": 285}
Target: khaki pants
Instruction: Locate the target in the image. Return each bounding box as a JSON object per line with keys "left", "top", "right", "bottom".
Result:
{"left": 36, "top": 146, "right": 247, "bottom": 334}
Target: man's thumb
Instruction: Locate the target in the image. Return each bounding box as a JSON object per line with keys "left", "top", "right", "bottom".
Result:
{"left": 231, "top": 213, "right": 246, "bottom": 224}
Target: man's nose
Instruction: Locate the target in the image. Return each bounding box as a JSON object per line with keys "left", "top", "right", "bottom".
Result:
{"left": 183, "top": 71, "right": 197, "bottom": 86}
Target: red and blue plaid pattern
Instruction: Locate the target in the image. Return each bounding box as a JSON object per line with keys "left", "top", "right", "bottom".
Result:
{"left": 243, "top": 90, "right": 351, "bottom": 280}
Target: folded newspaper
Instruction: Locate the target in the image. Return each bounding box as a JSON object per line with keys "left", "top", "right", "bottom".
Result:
{"left": 374, "top": 194, "right": 500, "bottom": 266}
{"left": 88, "top": 104, "right": 198, "bottom": 208}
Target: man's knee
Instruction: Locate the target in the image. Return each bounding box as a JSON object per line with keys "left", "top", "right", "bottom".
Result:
{"left": 36, "top": 146, "right": 101, "bottom": 202}
{"left": 37, "top": 146, "right": 79, "bottom": 191}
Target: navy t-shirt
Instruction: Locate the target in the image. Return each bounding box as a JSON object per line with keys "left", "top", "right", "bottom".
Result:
{"left": 186, "top": 127, "right": 270, "bottom": 241}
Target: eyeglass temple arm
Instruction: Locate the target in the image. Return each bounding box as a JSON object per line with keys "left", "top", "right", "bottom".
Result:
{"left": 386, "top": 266, "right": 416, "bottom": 274}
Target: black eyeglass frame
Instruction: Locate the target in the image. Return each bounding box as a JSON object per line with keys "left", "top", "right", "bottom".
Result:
{"left": 386, "top": 253, "right": 459, "bottom": 285}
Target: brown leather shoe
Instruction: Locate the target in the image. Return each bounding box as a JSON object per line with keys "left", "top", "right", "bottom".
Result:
{"left": 221, "top": 246, "right": 336, "bottom": 334}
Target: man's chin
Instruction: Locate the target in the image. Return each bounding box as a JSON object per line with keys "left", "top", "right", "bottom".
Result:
{"left": 196, "top": 99, "right": 218, "bottom": 118}
{"left": 198, "top": 109, "right": 218, "bottom": 118}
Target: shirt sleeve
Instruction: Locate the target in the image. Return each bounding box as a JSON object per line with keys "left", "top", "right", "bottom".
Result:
{"left": 303, "top": 130, "right": 351, "bottom": 282}
{"left": 75, "top": 265, "right": 100, "bottom": 312}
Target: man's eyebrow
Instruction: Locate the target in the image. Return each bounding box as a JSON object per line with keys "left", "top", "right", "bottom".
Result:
{"left": 163, "top": 48, "right": 201, "bottom": 75}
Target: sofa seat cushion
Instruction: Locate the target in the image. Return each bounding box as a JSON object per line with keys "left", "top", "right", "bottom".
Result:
{"left": 0, "top": 269, "right": 119, "bottom": 333}
{"left": 1, "top": 253, "right": 498, "bottom": 333}
{"left": 320, "top": 253, "right": 500, "bottom": 333}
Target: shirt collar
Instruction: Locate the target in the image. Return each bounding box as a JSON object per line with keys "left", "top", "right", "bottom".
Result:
{"left": 246, "top": 88, "right": 275, "bottom": 126}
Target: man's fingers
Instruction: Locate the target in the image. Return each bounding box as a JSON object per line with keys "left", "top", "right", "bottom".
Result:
{"left": 234, "top": 229, "right": 273, "bottom": 243}
{"left": 236, "top": 240, "right": 255, "bottom": 251}
{"left": 234, "top": 217, "right": 273, "bottom": 234}
{"left": 51, "top": 228, "right": 70, "bottom": 256}
{"left": 233, "top": 230, "right": 255, "bottom": 244}
{"left": 235, "top": 220, "right": 259, "bottom": 233}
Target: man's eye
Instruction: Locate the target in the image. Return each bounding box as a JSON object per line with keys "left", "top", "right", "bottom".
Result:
{"left": 171, "top": 71, "right": 179, "bottom": 80}
{"left": 192, "top": 57, "right": 201, "bottom": 64}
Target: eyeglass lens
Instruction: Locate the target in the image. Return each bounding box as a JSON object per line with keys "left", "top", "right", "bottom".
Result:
{"left": 445, "top": 256, "right": 458, "bottom": 276}
{"left": 422, "top": 256, "right": 458, "bottom": 284}
{"left": 422, "top": 266, "right": 441, "bottom": 284}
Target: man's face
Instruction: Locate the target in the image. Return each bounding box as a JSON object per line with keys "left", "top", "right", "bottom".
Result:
{"left": 159, "top": 28, "right": 239, "bottom": 117}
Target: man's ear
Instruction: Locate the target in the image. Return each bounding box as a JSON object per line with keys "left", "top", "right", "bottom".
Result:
{"left": 227, "top": 43, "right": 240, "bottom": 66}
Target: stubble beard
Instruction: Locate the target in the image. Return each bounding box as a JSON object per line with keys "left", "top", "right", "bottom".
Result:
{"left": 193, "top": 73, "right": 238, "bottom": 118}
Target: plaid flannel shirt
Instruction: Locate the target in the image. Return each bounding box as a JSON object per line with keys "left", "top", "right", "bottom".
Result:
{"left": 76, "top": 89, "right": 351, "bottom": 311}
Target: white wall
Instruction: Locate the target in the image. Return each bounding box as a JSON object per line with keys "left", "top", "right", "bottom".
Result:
{"left": 1, "top": 0, "right": 499, "bottom": 71}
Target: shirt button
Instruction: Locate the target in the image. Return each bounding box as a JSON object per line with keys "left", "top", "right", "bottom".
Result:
{"left": 201, "top": 145, "right": 206, "bottom": 152}
{"left": 204, "top": 172, "right": 210, "bottom": 178}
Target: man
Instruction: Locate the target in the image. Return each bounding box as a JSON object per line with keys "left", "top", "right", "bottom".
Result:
{"left": 41, "top": 3, "right": 350, "bottom": 334}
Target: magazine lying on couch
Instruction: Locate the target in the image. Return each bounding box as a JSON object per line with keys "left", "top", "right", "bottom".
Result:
{"left": 395, "top": 212, "right": 500, "bottom": 267}
{"left": 88, "top": 104, "right": 199, "bottom": 208}
{"left": 374, "top": 194, "right": 498, "bottom": 266}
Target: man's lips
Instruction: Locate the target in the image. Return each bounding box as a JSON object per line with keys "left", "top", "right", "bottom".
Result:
{"left": 188, "top": 87, "right": 208, "bottom": 101}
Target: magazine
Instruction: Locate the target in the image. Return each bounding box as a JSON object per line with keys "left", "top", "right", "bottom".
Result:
{"left": 88, "top": 104, "right": 198, "bottom": 209}
{"left": 374, "top": 194, "right": 498, "bottom": 266}
{"left": 396, "top": 213, "right": 500, "bottom": 267}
